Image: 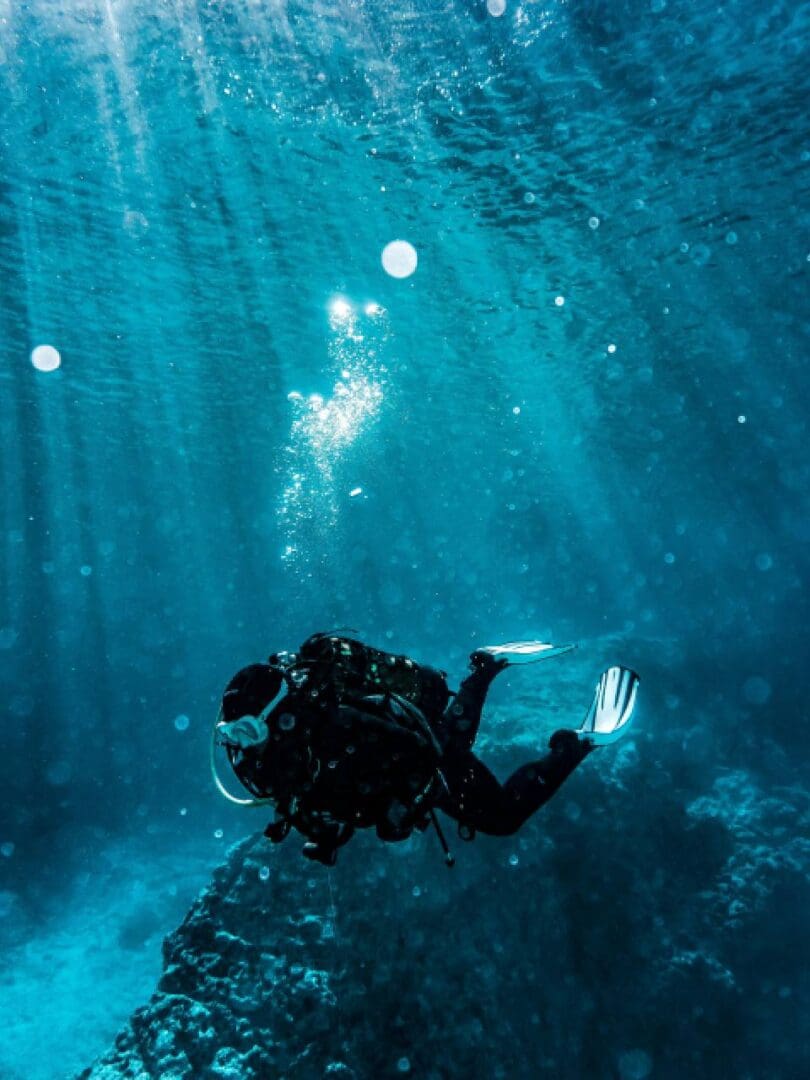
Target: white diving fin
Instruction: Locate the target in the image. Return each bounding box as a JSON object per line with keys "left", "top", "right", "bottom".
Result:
{"left": 475, "top": 640, "right": 577, "bottom": 665}
{"left": 577, "top": 666, "right": 640, "bottom": 745}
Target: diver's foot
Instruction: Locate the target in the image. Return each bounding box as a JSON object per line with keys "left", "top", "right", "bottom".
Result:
{"left": 469, "top": 649, "right": 509, "bottom": 674}
{"left": 302, "top": 841, "right": 338, "bottom": 866}
{"left": 576, "top": 666, "right": 640, "bottom": 746}
{"left": 473, "top": 640, "right": 576, "bottom": 669}
{"left": 549, "top": 728, "right": 592, "bottom": 760}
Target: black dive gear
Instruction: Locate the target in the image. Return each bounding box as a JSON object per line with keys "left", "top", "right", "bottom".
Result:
{"left": 216, "top": 633, "right": 613, "bottom": 866}
{"left": 219, "top": 635, "right": 450, "bottom": 861}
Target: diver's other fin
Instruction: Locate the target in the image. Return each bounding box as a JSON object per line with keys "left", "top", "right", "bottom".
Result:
{"left": 577, "top": 666, "right": 640, "bottom": 745}
{"left": 475, "top": 640, "right": 577, "bottom": 666}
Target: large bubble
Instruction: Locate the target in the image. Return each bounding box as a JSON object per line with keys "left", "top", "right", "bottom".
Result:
{"left": 31, "top": 344, "right": 61, "bottom": 372}
{"left": 381, "top": 240, "right": 418, "bottom": 279}
{"left": 618, "top": 1050, "right": 653, "bottom": 1080}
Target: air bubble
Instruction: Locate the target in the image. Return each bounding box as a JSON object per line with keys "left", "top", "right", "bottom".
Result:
{"left": 618, "top": 1049, "right": 653, "bottom": 1080}
{"left": 588, "top": 216, "right": 600, "bottom": 229}
{"left": 31, "top": 344, "right": 61, "bottom": 372}
{"left": 174, "top": 714, "right": 190, "bottom": 732}
{"left": 554, "top": 295, "right": 565, "bottom": 307}
{"left": 487, "top": 0, "right": 507, "bottom": 16}
{"left": 46, "top": 762, "right": 72, "bottom": 786}
{"left": 742, "top": 676, "right": 771, "bottom": 705}
{"left": 381, "top": 240, "right": 417, "bottom": 279}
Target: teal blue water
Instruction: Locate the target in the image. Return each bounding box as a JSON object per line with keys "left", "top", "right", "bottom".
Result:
{"left": 0, "top": 1, "right": 808, "bottom": 1074}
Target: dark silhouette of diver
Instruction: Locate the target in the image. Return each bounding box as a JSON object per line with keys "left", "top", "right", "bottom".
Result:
{"left": 212, "top": 634, "right": 639, "bottom": 866}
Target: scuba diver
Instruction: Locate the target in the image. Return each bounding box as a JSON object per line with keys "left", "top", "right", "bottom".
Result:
{"left": 211, "top": 633, "right": 639, "bottom": 867}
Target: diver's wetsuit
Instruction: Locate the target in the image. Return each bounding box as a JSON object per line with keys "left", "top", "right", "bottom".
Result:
{"left": 227, "top": 636, "right": 592, "bottom": 863}
{"left": 433, "top": 658, "right": 592, "bottom": 837}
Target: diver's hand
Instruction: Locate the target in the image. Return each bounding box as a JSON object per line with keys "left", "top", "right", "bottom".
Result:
{"left": 302, "top": 841, "right": 338, "bottom": 866}
{"left": 264, "top": 819, "right": 291, "bottom": 843}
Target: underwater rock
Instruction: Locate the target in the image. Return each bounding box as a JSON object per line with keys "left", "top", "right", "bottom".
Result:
{"left": 78, "top": 746, "right": 808, "bottom": 1079}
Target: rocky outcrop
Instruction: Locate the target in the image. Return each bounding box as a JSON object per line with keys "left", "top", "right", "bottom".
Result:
{"left": 78, "top": 700, "right": 809, "bottom": 1079}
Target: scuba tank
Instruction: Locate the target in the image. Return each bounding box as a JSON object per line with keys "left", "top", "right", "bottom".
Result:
{"left": 296, "top": 633, "right": 451, "bottom": 720}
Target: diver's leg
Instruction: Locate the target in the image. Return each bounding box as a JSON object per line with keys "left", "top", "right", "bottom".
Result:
{"left": 436, "top": 732, "right": 592, "bottom": 837}
{"left": 440, "top": 654, "right": 507, "bottom": 753}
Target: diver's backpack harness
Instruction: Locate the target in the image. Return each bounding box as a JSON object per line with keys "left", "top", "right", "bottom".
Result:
{"left": 211, "top": 636, "right": 458, "bottom": 864}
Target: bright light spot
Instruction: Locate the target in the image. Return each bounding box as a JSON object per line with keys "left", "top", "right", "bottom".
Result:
{"left": 607, "top": 343, "right": 617, "bottom": 353}
{"left": 382, "top": 240, "right": 418, "bottom": 279}
{"left": 365, "top": 302, "right": 383, "bottom": 316}
{"left": 487, "top": 0, "right": 507, "bottom": 16}
{"left": 31, "top": 344, "right": 61, "bottom": 372}
{"left": 554, "top": 295, "right": 565, "bottom": 307}
{"left": 330, "top": 298, "right": 352, "bottom": 320}
{"left": 349, "top": 487, "right": 363, "bottom": 497}
{"left": 588, "top": 216, "right": 600, "bottom": 229}
{"left": 287, "top": 391, "right": 303, "bottom": 403}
